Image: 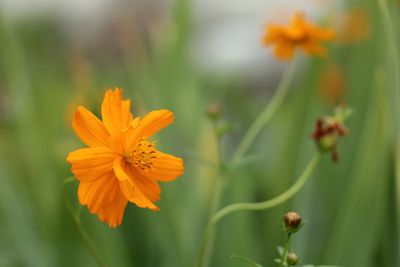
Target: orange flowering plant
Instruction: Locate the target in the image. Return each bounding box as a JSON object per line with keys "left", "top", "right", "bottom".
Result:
{"left": 262, "top": 12, "right": 335, "bottom": 60}
{"left": 67, "top": 88, "right": 184, "bottom": 227}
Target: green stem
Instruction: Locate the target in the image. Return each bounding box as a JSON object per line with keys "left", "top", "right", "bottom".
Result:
{"left": 201, "top": 120, "right": 226, "bottom": 266}
{"left": 202, "top": 176, "right": 225, "bottom": 267}
{"left": 232, "top": 61, "right": 296, "bottom": 164}
{"left": 196, "top": 152, "right": 321, "bottom": 267}
{"left": 63, "top": 178, "right": 109, "bottom": 267}
{"left": 279, "top": 234, "right": 291, "bottom": 267}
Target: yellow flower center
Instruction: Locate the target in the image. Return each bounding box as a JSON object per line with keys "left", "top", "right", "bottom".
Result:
{"left": 125, "top": 139, "right": 156, "bottom": 172}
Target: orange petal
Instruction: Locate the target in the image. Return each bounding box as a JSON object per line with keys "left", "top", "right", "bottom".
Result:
{"left": 263, "top": 25, "right": 286, "bottom": 44}
{"left": 311, "top": 27, "right": 336, "bottom": 41}
{"left": 108, "top": 131, "right": 129, "bottom": 154}
{"left": 78, "top": 172, "right": 118, "bottom": 213}
{"left": 72, "top": 106, "right": 110, "bottom": 147}
{"left": 113, "top": 157, "right": 135, "bottom": 199}
{"left": 125, "top": 110, "right": 174, "bottom": 151}
{"left": 291, "top": 13, "right": 307, "bottom": 29}
{"left": 301, "top": 42, "right": 326, "bottom": 56}
{"left": 67, "top": 147, "right": 119, "bottom": 181}
{"left": 113, "top": 158, "right": 159, "bottom": 210}
{"left": 124, "top": 166, "right": 160, "bottom": 210}
{"left": 146, "top": 150, "right": 184, "bottom": 182}
{"left": 274, "top": 43, "right": 295, "bottom": 60}
{"left": 129, "top": 166, "right": 161, "bottom": 202}
{"left": 101, "top": 88, "right": 133, "bottom": 134}
{"left": 136, "top": 110, "right": 174, "bottom": 138}
{"left": 98, "top": 190, "right": 128, "bottom": 228}
{"left": 131, "top": 117, "right": 141, "bottom": 128}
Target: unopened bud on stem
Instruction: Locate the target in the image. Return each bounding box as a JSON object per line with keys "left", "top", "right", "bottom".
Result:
{"left": 283, "top": 211, "right": 302, "bottom": 233}
{"left": 286, "top": 252, "right": 300, "bottom": 266}
{"left": 206, "top": 103, "right": 221, "bottom": 121}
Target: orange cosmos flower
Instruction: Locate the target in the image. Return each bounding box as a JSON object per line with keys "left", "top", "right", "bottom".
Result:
{"left": 66, "top": 88, "right": 184, "bottom": 227}
{"left": 262, "top": 13, "right": 335, "bottom": 60}
{"left": 336, "top": 7, "right": 370, "bottom": 44}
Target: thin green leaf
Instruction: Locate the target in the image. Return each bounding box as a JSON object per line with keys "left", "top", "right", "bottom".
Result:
{"left": 230, "top": 255, "right": 263, "bottom": 267}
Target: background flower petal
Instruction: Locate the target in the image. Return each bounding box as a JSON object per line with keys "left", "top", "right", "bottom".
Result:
{"left": 274, "top": 43, "right": 294, "bottom": 59}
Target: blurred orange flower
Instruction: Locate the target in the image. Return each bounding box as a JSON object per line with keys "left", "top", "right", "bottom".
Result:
{"left": 319, "top": 63, "right": 345, "bottom": 105}
{"left": 262, "top": 13, "right": 335, "bottom": 60}
{"left": 67, "top": 88, "right": 184, "bottom": 227}
{"left": 336, "top": 7, "right": 370, "bottom": 44}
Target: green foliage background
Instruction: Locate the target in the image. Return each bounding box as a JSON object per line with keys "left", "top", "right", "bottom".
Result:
{"left": 0, "top": 0, "right": 399, "bottom": 266}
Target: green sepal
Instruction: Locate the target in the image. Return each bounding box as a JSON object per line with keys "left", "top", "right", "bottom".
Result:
{"left": 282, "top": 221, "right": 305, "bottom": 234}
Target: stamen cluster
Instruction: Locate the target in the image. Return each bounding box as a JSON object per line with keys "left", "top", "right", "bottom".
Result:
{"left": 125, "top": 140, "right": 156, "bottom": 172}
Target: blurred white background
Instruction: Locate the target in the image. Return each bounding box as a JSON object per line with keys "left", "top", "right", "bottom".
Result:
{"left": 0, "top": 0, "right": 341, "bottom": 76}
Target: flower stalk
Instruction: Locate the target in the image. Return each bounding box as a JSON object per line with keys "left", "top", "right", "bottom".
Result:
{"left": 201, "top": 110, "right": 227, "bottom": 267}
{"left": 279, "top": 234, "right": 292, "bottom": 267}
{"left": 232, "top": 60, "right": 296, "bottom": 164}
{"left": 64, "top": 178, "right": 109, "bottom": 267}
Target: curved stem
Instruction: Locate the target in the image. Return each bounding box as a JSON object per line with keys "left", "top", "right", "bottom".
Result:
{"left": 232, "top": 61, "right": 297, "bottom": 164}
{"left": 63, "top": 178, "right": 109, "bottom": 267}
{"left": 196, "top": 152, "right": 321, "bottom": 267}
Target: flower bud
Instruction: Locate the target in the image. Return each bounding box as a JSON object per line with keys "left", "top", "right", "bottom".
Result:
{"left": 286, "top": 252, "right": 300, "bottom": 266}
{"left": 206, "top": 103, "right": 221, "bottom": 121}
{"left": 283, "top": 211, "right": 302, "bottom": 233}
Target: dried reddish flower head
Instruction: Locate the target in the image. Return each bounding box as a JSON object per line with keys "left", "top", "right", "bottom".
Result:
{"left": 262, "top": 12, "right": 335, "bottom": 60}
{"left": 311, "top": 106, "right": 350, "bottom": 162}
{"left": 67, "top": 88, "right": 184, "bottom": 227}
